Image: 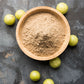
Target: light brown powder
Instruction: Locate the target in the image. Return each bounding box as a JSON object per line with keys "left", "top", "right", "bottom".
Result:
{"left": 21, "top": 13, "right": 66, "bottom": 56}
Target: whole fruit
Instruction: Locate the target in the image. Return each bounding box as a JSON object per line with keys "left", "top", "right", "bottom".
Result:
{"left": 4, "top": 14, "right": 15, "bottom": 25}
{"left": 49, "top": 57, "right": 61, "bottom": 68}
{"left": 56, "top": 2, "right": 68, "bottom": 14}
{"left": 43, "top": 79, "right": 54, "bottom": 84}
{"left": 30, "top": 70, "right": 40, "bottom": 81}
{"left": 15, "top": 10, "right": 25, "bottom": 20}
{"left": 69, "top": 35, "right": 78, "bottom": 46}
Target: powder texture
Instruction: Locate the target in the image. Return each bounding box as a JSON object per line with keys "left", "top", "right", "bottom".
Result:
{"left": 21, "top": 13, "right": 66, "bottom": 56}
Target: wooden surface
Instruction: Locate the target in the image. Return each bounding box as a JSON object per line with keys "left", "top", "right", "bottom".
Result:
{"left": 0, "top": 0, "right": 84, "bottom": 84}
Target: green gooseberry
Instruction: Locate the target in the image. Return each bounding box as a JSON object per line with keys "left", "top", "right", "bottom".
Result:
{"left": 49, "top": 57, "right": 61, "bottom": 68}
{"left": 4, "top": 14, "right": 15, "bottom": 25}
{"left": 30, "top": 70, "right": 40, "bottom": 81}
{"left": 15, "top": 9, "right": 25, "bottom": 20}
{"left": 56, "top": 2, "right": 68, "bottom": 14}
{"left": 43, "top": 79, "right": 54, "bottom": 84}
{"left": 69, "top": 35, "right": 78, "bottom": 46}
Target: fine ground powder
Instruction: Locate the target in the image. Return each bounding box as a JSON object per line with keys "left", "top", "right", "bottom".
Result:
{"left": 21, "top": 13, "right": 66, "bottom": 56}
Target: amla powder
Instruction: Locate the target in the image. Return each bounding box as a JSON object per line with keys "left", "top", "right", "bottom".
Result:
{"left": 21, "top": 13, "right": 66, "bottom": 56}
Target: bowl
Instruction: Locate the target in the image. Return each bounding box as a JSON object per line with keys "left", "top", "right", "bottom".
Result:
{"left": 16, "top": 6, "right": 70, "bottom": 61}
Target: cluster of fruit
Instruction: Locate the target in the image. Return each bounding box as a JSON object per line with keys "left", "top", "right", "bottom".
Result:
{"left": 4, "top": 10, "right": 25, "bottom": 25}
{"left": 3, "top": 2, "right": 78, "bottom": 84}
{"left": 30, "top": 71, "right": 54, "bottom": 84}
{"left": 29, "top": 57, "right": 61, "bottom": 84}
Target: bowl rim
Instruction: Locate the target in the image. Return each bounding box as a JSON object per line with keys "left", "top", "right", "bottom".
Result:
{"left": 16, "top": 6, "right": 70, "bottom": 61}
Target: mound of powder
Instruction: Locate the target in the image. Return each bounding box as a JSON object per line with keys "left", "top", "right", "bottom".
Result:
{"left": 21, "top": 13, "right": 66, "bottom": 56}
